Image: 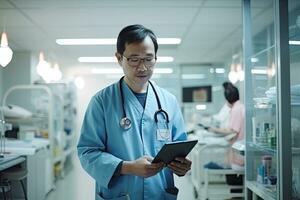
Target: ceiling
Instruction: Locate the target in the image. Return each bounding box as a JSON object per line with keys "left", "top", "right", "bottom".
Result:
{"left": 0, "top": 0, "right": 274, "bottom": 75}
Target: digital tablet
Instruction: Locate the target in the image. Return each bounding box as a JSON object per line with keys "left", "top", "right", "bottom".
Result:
{"left": 152, "top": 140, "right": 198, "bottom": 164}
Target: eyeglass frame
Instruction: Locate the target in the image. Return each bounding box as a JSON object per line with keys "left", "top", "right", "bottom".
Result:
{"left": 122, "top": 55, "right": 157, "bottom": 68}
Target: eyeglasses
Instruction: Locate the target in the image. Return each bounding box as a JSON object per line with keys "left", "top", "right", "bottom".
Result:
{"left": 122, "top": 55, "right": 156, "bottom": 68}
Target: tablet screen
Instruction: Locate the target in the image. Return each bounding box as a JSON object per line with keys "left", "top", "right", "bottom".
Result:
{"left": 152, "top": 140, "right": 198, "bottom": 164}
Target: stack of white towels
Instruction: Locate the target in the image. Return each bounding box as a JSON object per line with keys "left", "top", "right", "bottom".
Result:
{"left": 265, "top": 84, "right": 300, "bottom": 105}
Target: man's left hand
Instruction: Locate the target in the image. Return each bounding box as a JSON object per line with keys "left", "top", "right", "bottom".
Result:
{"left": 167, "top": 157, "right": 192, "bottom": 176}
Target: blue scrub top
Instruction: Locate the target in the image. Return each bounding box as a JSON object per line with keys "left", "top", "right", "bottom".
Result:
{"left": 77, "top": 80, "right": 187, "bottom": 200}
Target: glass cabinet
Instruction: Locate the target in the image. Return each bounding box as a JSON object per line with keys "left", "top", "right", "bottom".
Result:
{"left": 289, "top": 0, "right": 300, "bottom": 199}
{"left": 243, "top": 0, "right": 295, "bottom": 199}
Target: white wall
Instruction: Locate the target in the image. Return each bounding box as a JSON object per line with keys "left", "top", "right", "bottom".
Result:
{"left": 0, "top": 68, "right": 2, "bottom": 98}
{"left": 2, "top": 51, "right": 32, "bottom": 93}
{"left": 74, "top": 75, "right": 115, "bottom": 141}
{"left": 291, "top": 61, "right": 300, "bottom": 85}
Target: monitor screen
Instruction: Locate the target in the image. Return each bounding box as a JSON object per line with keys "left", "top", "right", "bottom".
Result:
{"left": 182, "top": 85, "right": 212, "bottom": 103}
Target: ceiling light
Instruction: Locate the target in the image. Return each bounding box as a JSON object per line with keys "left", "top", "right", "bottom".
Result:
{"left": 215, "top": 68, "right": 225, "bottom": 74}
{"left": 78, "top": 56, "right": 174, "bottom": 63}
{"left": 52, "top": 63, "right": 62, "bottom": 81}
{"left": 36, "top": 52, "right": 51, "bottom": 77}
{"left": 251, "top": 57, "right": 259, "bottom": 62}
{"left": 91, "top": 68, "right": 123, "bottom": 74}
{"left": 154, "top": 68, "right": 173, "bottom": 74}
{"left": 56, "top": 38, "right": 181, "bottom": 45}
{"left": 251, "top": 69, "right": 267, "bottom": 74}
{"left": 157, "top": 38, "right": 181, "bottom": 44}
{"left": 181, "top": 74, "right": 206, "bottom": 79}
{"left": 156, "top": 57, "right": 174, "bottom": 62}
{"left": 289, "top": 40, "right": 300, "bottom": 45}
{"left": 228, "top": 71, "right": 238, "bottom": 84}
{"left": 0, "top": 32, "right": 13, "bottom": 67}
{"left": 56, "top": 38, "right": 117, "bottom": 45}
{"left": 78, "top": 57, "right": 117, "bottom": 63}
{"left": 196, "top": 104, "right": 207, "bottom": 110}
{"left": 91, "top": 67, "right": 173, "bottom": 74}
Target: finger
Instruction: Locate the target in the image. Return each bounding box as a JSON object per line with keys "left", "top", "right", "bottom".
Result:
{"left": 145, "top": 168, "right": 162, "bottom": 177}
{"left": 146, "top": 163, "right": 164, "bottom": 170}
{"left": 174, "top": 157, "right": 185, "bottom": 163}
{"left": 168, "top": 163, "right": 186, "bottom": 175}
{"left": 144, "top": 155, "right": 154, "bottom": 162}
{"left": 175, "top": 157, "right": 192, "bottom": 167}
{"left": 171, "top": 161, "right": 191, "bottom": 172}
{"left": 167, "top": 164, "right": 185, "bottom": 176}
{"left": 171, "top": 160, "right": 191, "bottom": 170}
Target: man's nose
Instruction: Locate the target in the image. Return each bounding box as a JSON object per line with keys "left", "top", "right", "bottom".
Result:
{"left": 137, "top": 60, "right": 147, "bottom": 71}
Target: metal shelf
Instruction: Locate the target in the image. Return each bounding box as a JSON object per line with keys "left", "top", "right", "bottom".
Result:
{"left": 249, "top": 142, "right": 300, "bottom": 155}
{"left": 248, "top": 142, "right": 276, "bottom": 155}
{"left": 246, "top": 181, "right": 276, "bottom": 200}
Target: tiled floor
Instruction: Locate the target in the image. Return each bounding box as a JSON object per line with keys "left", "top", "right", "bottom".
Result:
{"left": 45, "top": 155, "right": 195, "bottom": 200}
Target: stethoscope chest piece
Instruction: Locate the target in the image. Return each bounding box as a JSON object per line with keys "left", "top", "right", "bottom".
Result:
{"left": 120, "top": 117, "right": 132, "bottom": 130}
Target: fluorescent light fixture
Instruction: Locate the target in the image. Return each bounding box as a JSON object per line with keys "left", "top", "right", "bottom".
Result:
{"left": 78, "top": 56, "right": 173, "bottom": 63}
{"left": 215, "top": 68, "right": 225, "bottom": 74}
{"left": 181, "top": 74, "right": 206, "bottom": 79}
{"left": 91, "top": 67, "right": 173, "bottom": 74}
{"left": 289, "top": 40, "right": 300, "bottom": 45}
{"left": 56, "top": 38, "right": 181, "bottom": 45}
{"left": 156, "top": 57, "right": 174, "bottom": 62}
{"left": 56, "top": 38, "right": 117, "bottom": 45}
{"left": 157, "top": 38, "right": 181, "bottom": 45}
{"left": 78, "top": 57, "right": 117, "bottom": 63}
{"left": 251, "top": 69, "right": 267, "bottom": 74}
{"left": 91, "top": 68, "right": 123, "bottom": 74}
{"left": 251, "top": 57, "right": 259, "bottom": 62}
{"left": 154, "top": 68, "right": 173, "bottom": 74}
{"left": 196, "top": 104, "right": 207, "bottom": 110}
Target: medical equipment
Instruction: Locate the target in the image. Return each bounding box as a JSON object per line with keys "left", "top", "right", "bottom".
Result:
{"left": 119, "top": 76, "right": 169, "bottom": 130}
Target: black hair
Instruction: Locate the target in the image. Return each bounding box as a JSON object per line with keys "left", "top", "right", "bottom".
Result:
{"left": 116, "top": 24, "right": 158, "bottom": 55}
{"left": 222, "top": 81, "right": 239, "bottom": 104}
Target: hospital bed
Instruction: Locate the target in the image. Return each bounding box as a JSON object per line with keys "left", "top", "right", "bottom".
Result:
{"left": 189, "top": 131, "right": 244, "bottom": 200}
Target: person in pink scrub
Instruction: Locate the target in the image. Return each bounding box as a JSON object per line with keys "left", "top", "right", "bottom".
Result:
{"left": 208, "top": 82, "right": 245, "bottom": 143}
{"left": 208, "top": 82, "right": 245, "bottom": 168}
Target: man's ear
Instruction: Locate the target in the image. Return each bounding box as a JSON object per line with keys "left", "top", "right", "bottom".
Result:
{"left": 115, "top": 52, "right": 122, "bottom": 65}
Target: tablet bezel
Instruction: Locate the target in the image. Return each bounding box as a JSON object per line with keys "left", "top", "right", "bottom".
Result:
{"left": 152, "top": 140, "right": 198, "bottom": 164}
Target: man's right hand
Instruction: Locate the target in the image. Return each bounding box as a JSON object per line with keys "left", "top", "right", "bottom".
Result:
{"left": 121, "top": 156, "right": 164, "bottom": 178}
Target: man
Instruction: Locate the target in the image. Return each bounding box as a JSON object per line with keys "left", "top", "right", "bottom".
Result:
{"left": 77, "top": 24, "right": 191, "bottom": 200}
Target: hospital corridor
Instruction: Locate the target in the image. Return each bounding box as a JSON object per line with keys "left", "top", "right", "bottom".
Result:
{"left": 0, "top": 0, "right": 300, "bottom": 200}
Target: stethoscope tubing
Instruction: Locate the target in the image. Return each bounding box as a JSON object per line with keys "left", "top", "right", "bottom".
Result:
{"left": 119, "top": 76, "right": 169, "bottom": 129}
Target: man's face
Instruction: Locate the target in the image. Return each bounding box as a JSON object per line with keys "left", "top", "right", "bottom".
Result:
{"left": 116, "top": 36, "right": 156, "bottom": 87}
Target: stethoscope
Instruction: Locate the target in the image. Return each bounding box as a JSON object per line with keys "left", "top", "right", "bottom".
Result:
{"left": 119, "top": 76, "right": 169, "bottom": 130}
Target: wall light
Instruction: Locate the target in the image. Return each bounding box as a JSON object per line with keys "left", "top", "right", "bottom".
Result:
{"left": 0, "top": 32, "right": 13, "bottom": 67}
{"left": 74, "top": 76, "right": 85, "bottom": 89}
{"left": 36, "top": 52, "right": 51, "bottom": 77}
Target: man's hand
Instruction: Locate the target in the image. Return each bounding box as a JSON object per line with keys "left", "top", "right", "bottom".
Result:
{"left": 121, "top": 156, "right": 164, "bottom": 178}
{"left": 167, "top": 157, "right": 191, "bottom": 176}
